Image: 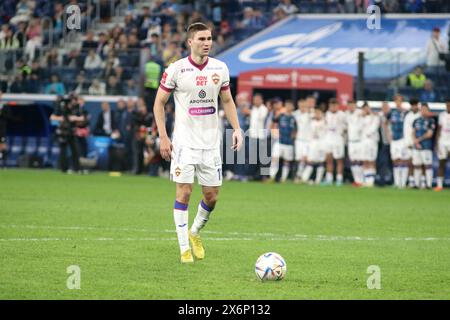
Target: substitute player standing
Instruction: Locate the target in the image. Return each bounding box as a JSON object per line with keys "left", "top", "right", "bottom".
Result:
{"left": 403, "top": 99, "right": 421, "bottom": 188}
{"left": 153, "top": 23, "right": 243, "bottom": 263}
{"left": 412, "top": 103, "right": 435, "bottom": 189}
{"left": 386, "top": 94, "right": 409, "bottom": 188}
{"left": 361, "top": 102, "right": 380, "bottom": 187}
{"left": 324, "top": 98, "right": 346, "bottom": 186}
{"left": 293, "top": 99, "right": 312, "bottom": 183}
{"left": 346, "top": 100, "right": 364, "bottom": 186}
{"left": 435, "top": 99, "right": 450, "bottom": 191}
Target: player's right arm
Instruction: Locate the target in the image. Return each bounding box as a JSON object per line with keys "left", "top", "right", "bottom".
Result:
{"left": 153, "top": 88, "right": 173, "bottom": 161}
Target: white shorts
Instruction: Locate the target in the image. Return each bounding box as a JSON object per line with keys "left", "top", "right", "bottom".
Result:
{"left": 308, "top": 140, "right": 326, "bottom": 163}
{"left": 390, "top": 139, "right": 411, "bottom": 160}
{"left": 348, "top": 141, "right": 363, "bottom": 162}
{"left": 170, "top": 145, "right": 222, "bottom": 186}
{"left": 438, "top": 141, "right": 450, "bottom": 160}
{"left": 272, "top": 142, "right": 294, "bottom": 161}
{"left": 412, "top": 149, "right": 433, "bottom": 166}
{"left": 295, "top": 140, "right": 310, "bottom": 161}
{"left": 323, "top": 136, "right": 345, "bottom": 159}
{"left": 361, "top": 140, "right": 378, "bottom": 162}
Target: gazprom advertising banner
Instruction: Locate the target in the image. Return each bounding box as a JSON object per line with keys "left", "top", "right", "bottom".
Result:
{"left": 218, "top": 15, "right": 450, "bottom": 78}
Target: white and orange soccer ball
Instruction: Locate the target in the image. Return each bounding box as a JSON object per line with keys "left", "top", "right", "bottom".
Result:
{"left": 255, "top": 252, "right": 287, "bottom": 281}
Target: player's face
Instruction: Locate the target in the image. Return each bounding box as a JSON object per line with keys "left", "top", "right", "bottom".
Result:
{"left": 411, "top": 103, "right": 419, "bottom": 113}
{"left": 253, "top": 95, "right": 263, "bottom": 106}
{"left": 395, "top": 96, "right": 403, "bottom": 109}
{"left": 347, "top": 103, "right": 356, "bottom": 112}
{"left": 286, "top": 103, "right": 294, "bottom": 113}
{"left": 189, "top": 30, "right": 212, "bottom": 58}
{"left": 329, "top": 103, "right": 338, "bottom": 112}
{"left": 421, "top": 106, "right": 430, "bottom": 117}
{"left": 314, "top": 109, "right": 323, "bottom": 120}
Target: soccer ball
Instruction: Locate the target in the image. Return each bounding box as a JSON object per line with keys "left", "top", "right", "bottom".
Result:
{"left": 255, "top": 252, "right": 287, "bottom": 281}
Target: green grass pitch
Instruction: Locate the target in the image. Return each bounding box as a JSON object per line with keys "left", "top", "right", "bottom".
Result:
{"left": 0, "top": 169, "right": 449, "bottom": 299}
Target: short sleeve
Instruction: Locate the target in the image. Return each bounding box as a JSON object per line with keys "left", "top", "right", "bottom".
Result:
{"left": 438, "top": 112, "right": 444, "bottom": 126}
{"left": 429, "top": 118, "right": 436, "bottom": 131}
{"left": 159, "top": 63, "right": 177, "bottom": 92}
{"left": 220, "top": 63, "right": 230, "bottom": 91}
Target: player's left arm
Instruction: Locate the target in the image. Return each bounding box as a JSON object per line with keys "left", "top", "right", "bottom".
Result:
{"left": 220, "top": 89, "right": 243, "bottom": 151}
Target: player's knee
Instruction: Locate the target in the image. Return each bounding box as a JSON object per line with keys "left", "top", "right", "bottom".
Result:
{"left": 203, "top": 191, "right": 218, "bottom": 207}
{"left": 176, "top": 185, "right": 193, "bottom": 203}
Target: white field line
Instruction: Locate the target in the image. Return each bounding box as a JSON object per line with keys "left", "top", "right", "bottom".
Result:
{"left": 0, "top": 224, "right": 449, "bottom": 241}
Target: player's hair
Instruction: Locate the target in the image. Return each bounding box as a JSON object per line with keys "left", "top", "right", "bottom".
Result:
{"left": 410, "top": 98, "right": 419, "bottom": 106}
{"left": 328, "top": 98, "right": 338, "bottom": 105}
{"left": 254, "top": 92, "right": 264, "bottom": 99}
{"left": 187, "top": 22, "right": 211, "bottom": 39}
{"left": 421, "top": 102, "right": 429, "bottom": 108}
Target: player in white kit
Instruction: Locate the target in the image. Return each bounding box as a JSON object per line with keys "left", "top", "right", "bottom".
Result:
{"left": 324, "top": 98, "right": 347, "bottom": 186}
{"left": 293, "top": 99, "right": 312, "bottom": 182}
{"left": 403, "top": 99, "right": 421, "bottom": 188}
{"left": 346, "top": 100, "right": 364, "bottom": 186}
{"left": 435, "top": 99, "right": 450, "bottom": 191}
{"left": 302, "top": 108, "right": 326, "bottom": 184}
{"left": 153, "top": 23, "right": 243, "bottom": 263}
{"left": 360, "top": 102, "right": 380, "bottom": 187}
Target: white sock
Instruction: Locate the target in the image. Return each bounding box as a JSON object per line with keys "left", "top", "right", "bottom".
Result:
{"left": 281, "top": 163, "right": 290, "bottom": 182}
{"left": 326, "top": 172, "right": 333, "bottom": 183}
{"left": 315, "top": 165, "right": 325, "bottom": 184}
{"left": 401, "top": 166, "right": 409, "bottom": 188}
{"left": 408, "top": 175, "right": 415, "bottom": 188}
{"left": 357, "top": 165, "right": 365, "bottom": 184}
{"left": 393, "top": 166, "right": 400, "bottom": 187}
{"left": 351, "top": 165, "right": 361, "bottom": 184}
{"left": 369, "top": 168, "right": 376, "bottom": 186}
{"left": 414, "top": 169, "right": 421, "bottom": 188}
{"left": 296, "top": 162, "right": 305, "bottom": 178}
{"left": 191, "top": 200, "right": 213, "bottom": 236}
{"left": 336, "top": 174, "right": 343, "bottom": 184}
{"left": 270, "top": 159, "right": 279, "bottom": 179}
{"left": 425, "top": 168, "right": 433, "bottom": 189}
{"left": 174, "top": 201, "right": 189, "bottom": 254}
{"left": 302, "top": 165, "right": 313, "bottom": 182}
{"left": 437, "top": 176, "right": 444, "bottom": 188}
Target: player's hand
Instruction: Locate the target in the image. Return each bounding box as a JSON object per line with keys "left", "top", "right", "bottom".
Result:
{"left": 231, "top": 129, "right": 243, "bottom": 151}
{"left": 159, "top": 136, "right": 173, "bottom": 161}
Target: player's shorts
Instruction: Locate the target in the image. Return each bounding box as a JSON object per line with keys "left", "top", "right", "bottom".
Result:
{"left": 412, "top": 149, "right": 433, "bottom": 166}
{"left": 348, "top": 141, "right": 363, "bottom": 162}
{"left": 308, "top": 140, "right": 326, "bottom": 163}
{"left": 295, "top": 140, "right": 310, "bottom": 161}
{"left": 323, "top": 136, "right": 345, "bottom": 159}
{"left": 390, "top": 139, "right": 410, "bottom": 160}
{"left": 361, "top": 140, "right": 378, "bottom": 162}
{"left": 438, "top": 141, "right": 450, "bottom": 160}
{"left": 272, "top": 142, "right": 294, "bottom": 161}
{"left": 170, "top": 145, "right": 222, "bottom": 186}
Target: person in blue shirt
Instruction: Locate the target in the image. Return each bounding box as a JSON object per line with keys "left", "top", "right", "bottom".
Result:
{"left": 412, "top": 103, "right": 436, "bottom": 189}
{"left": 386, "top": 94, "right": 409, "bottom": 188}
{"left": 268, "top": 99, "right": 297, "bottom": 183}
{"left": 44, "top": 74, "right": 66, "bottom": 96}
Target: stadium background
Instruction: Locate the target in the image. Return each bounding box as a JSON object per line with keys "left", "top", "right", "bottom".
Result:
{"left": 1, "top": 1, "right": 450, "bottom": 181}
